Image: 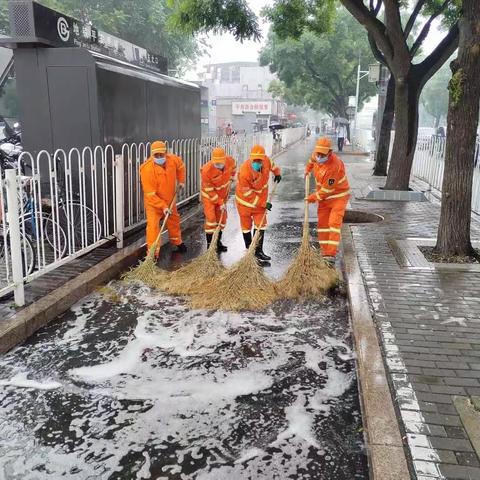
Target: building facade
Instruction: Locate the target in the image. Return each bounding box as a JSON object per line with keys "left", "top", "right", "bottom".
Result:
{"left": 198, "top": 62, "right": 286, "bottom": 135}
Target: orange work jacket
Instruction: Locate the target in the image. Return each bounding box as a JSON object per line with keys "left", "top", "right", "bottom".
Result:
{"left": 306, "top": 152, "right": 350, "bottom": 202}
{"left": 236, "top": 157, "right": 281, "bottom": 209}
{"left": 140, "top": 153, "right": 186, "bottom": 211}
{"left": 201, "top": 156, "right": 236, "bottom": 204}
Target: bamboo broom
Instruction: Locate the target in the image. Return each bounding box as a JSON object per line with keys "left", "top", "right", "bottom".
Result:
{"left": 158, "top": 181, "right": 234, "bottom": 295}
{"left": 276, "top": 174, "right": 338, "bottom": 300}
{"left": 188, "top": 183, "right": 278, "bottom": 312}
{"left": 122, "top": 186, "right": 179, "bottom": 286}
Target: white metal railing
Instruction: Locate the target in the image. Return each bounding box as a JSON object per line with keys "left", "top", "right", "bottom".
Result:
{"left": 281, "top": 127, "right": 306, "bottom": 149}
{"left": 353, "top": 128, "right": 374, "bottom": 153}
{"left": 413, "top": 135, "right": 480, "bottom": 212}
{"left": 0, "top": 128, "right": 304, "bottom": 305}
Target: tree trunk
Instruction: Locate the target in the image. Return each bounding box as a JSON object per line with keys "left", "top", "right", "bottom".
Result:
{"left": 434, "top": 0, "right": 480, "bottom": 257}
{"left": 373, "top": 75, "right": 395, "bottom": 176}
{"left": 384, "top": 75, "right": 421, "bottom": 190}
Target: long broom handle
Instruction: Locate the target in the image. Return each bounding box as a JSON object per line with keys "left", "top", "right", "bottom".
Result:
{"left": 149, "top": 184, "right": 180, "bottom": 255}
{"left": 216, "top": 177, "right": 234, "bottom": 231}
{"left": 304, "top": 174, "right": 310, "bottom": 236}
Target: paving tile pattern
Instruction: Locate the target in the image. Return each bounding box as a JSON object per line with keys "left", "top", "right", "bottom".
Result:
{"left": 346, "top": 159, "right": 480, "bottom": 479}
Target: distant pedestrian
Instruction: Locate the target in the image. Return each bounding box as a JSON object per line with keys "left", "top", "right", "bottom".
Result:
{"left": 225, "top": 123, "right": 233, "bottom": 136}
{"left": 337, "top": 124, "right": 347, "bottom": 152}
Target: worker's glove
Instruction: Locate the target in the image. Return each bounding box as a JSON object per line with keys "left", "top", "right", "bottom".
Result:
{"left": 266, "top": 202, "right": 273, "bottom": 211}
{"left": 178, "top": 183, "right": 185, "bottom": 190}
{"left": 274, "top": 175, "right": 282, "bottom": 184}
{"left": 163, "top": 207, "right": 172, "bottom": 216}
{"left": 220, "top": 204, "right": 227, "bottom": 212}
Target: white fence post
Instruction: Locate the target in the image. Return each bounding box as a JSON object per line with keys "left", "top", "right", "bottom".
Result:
{"left": 115, "top": 154, "right": 125, "bottom": 249}
{"left": 5, "top": 169, "right": 25, "bottom": 306}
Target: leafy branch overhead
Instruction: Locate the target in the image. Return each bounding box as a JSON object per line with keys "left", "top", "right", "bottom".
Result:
{"left": 260, "top": 9, "right": 376, "bottom": 118}
{"left": 168, "top": 0, "right": 262, "bottom": 41}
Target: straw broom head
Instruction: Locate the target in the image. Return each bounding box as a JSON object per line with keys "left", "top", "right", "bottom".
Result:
{"left": 189, "top": 188, "right": 278, "bottom": 311}
{"left": 188, "top": 249, "right": 277, "bottom": 311}
{"left": 122, "top": 187, "right": 179, "bottom": 286}
{"left": 161, "top": 229, "right": 226, "bottom": 296}
{"left": 276, "top": 174, "right": 339, "bottom": 300}
{"left": 161, "top": 181, "right": 234, "bottom": 296}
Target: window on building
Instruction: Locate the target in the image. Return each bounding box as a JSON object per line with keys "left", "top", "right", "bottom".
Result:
{"left": 231, "top": 66, "right": 240, "bottom": 83}
{"left": 221, "top": 67, "right": 230, "bottom": 82}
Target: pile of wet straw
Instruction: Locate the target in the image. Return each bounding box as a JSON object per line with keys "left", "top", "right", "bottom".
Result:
{"left": 188, "top": 184, "right": 278, "bottom": 311}
{"left": 160, "top": 214, "right": 227, "bottom": 296}
{"left": 276, "top": 175, "right": 338, "bottom": 299}
{"left": 122, "top": 188, "right": 178, "bottom": 287}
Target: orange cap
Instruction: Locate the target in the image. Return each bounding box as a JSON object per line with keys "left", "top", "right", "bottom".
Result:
{"left": 211, "top": 147, "right": 226, "bottom": 164}
{"left": 250, "top": 145, "right": 266, "bottom": 160}
{"left": 151, "top": 141, "right": 167, "bottom": 155}
{"left": 314, "top": 137, "right": 332, "bottom": 155}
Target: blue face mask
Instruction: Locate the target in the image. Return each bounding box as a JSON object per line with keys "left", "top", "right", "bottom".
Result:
{"left": 154, "top": 156, "right": 166, "bottom": 166}
{"left": 316, "top": 154, "right": 328, "bottom": 164}
{"left": 213, "top": 163, "right": 225, "bottom": 170}
{"left": 252, "top": 162, "right": 262, "bottom": 172}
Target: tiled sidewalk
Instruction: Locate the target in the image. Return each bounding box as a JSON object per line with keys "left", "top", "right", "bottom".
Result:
{"left": 345, "top": 157, "right": 480, "bottom": 479}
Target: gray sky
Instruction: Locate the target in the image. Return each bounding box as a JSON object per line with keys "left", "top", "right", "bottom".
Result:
{"left": 184, "top": 1, "right": 448, "bottom": 82}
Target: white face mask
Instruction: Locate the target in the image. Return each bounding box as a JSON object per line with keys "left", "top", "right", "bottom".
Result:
{"left": 316, "top": 154, "right": 328, "bottom": 163}
{"left": 213, "top": 163, "right": 225, "bottom": 170}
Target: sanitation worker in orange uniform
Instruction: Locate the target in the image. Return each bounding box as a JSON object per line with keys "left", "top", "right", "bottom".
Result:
{"left": 200, "top": 147, "right": 236, "bottom": 252}
{"left": 236, "top": 145, "right": 281, "bottom": 265}
{"left": 140, "top": 141, "right": 187, "bottom": 257}
{"left": 305, "top": 137, "right": 350, "bottom": 262}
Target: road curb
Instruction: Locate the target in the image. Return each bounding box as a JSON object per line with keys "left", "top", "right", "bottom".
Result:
{"left": 341, "top": 225, "right": 411, "bottom": 480}
{"left": 0, "top": 206, "right": 201, "bottom": 355}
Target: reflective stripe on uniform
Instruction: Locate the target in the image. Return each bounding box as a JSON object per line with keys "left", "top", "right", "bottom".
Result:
{"left": 243, "top": 189, "right": 254, "bottom": 197}
{"left": 242, "top": 229, "right": 251, "bottom": 233}
{"left": 204, "top": 186, "right": 215, "bottom": 192}
{"left": 146, "top": 192, "right": 156, "bottom": 197}
{"left": 338, "top": 176, "right": 347, "bottom": 184}
{"left": 214, "top": 181, "right": 230, "bottom": 190}
{"left": 330, "top": 227, "right": 341, "bottom": 233}
{"left": 320, "top": 187, "right": 334, "bottom": 193}
{"left": 325, "top": 190, "right": 350, "bottom": 200}
{"left": 319, "top": 240, "right": 339, "bottom": 245}
{"left": 206, "top": 221, "right": 218, "bottom": 227}
{"left": 205, "top": 229, "right": 216, "bottom": 233}
{"left": 317, "top": 228, "right": 331, "bottom": 233}
{"left": 236, "top": 195, "right": 258, "bottom": 209}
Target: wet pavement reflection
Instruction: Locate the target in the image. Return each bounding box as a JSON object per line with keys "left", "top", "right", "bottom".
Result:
{"left": 0, "top": 140, "right": 368, "bottom": 479}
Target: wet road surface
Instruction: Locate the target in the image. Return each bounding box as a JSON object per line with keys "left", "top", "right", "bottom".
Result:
{"left": 0, "top": 140, "right": 368, "bottom": 479}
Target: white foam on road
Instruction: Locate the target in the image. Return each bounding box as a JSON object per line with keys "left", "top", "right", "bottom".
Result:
{"left": 0, "top": 372, "right": 61, "bottom": 390}
{"left": 0, "top": 281, "right": 360, "bottom": 479}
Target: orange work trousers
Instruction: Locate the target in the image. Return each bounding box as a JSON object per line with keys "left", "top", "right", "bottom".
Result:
{"left": 203, "top": 201, "right": 228, "bottom": 233}
{"left": 237, "top": 204, "right": 267, "bottom": 233}
{"left": 317, "top": 196, "right": 349, "bottom": 256}
{"left": 145, "top": 205, "right": 182, "bottom": 253}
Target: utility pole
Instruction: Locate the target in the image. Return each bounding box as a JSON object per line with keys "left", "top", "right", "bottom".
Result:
{"left": 354, "top": 57, "right": 369, "bottom": 148}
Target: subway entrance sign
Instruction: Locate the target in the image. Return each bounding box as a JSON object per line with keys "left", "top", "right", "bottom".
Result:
{"left": 3, "top": 0, "right": 168, "bottom": 75}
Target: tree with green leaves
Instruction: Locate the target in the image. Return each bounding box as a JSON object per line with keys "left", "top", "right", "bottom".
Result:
{"left": 421, "top": 63, "right": 451, "bottom": 129}
{"left": 0, "top": 0, "right": 201, "bottom": 72}
{"left": 259, "top": 9, "right": 376, "bottom": 125}
{"left": 434, "top": 0, "right": 480, "bottom": 257}
{"left": 170, "top": 0, "right": 461, "bottom": 191}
